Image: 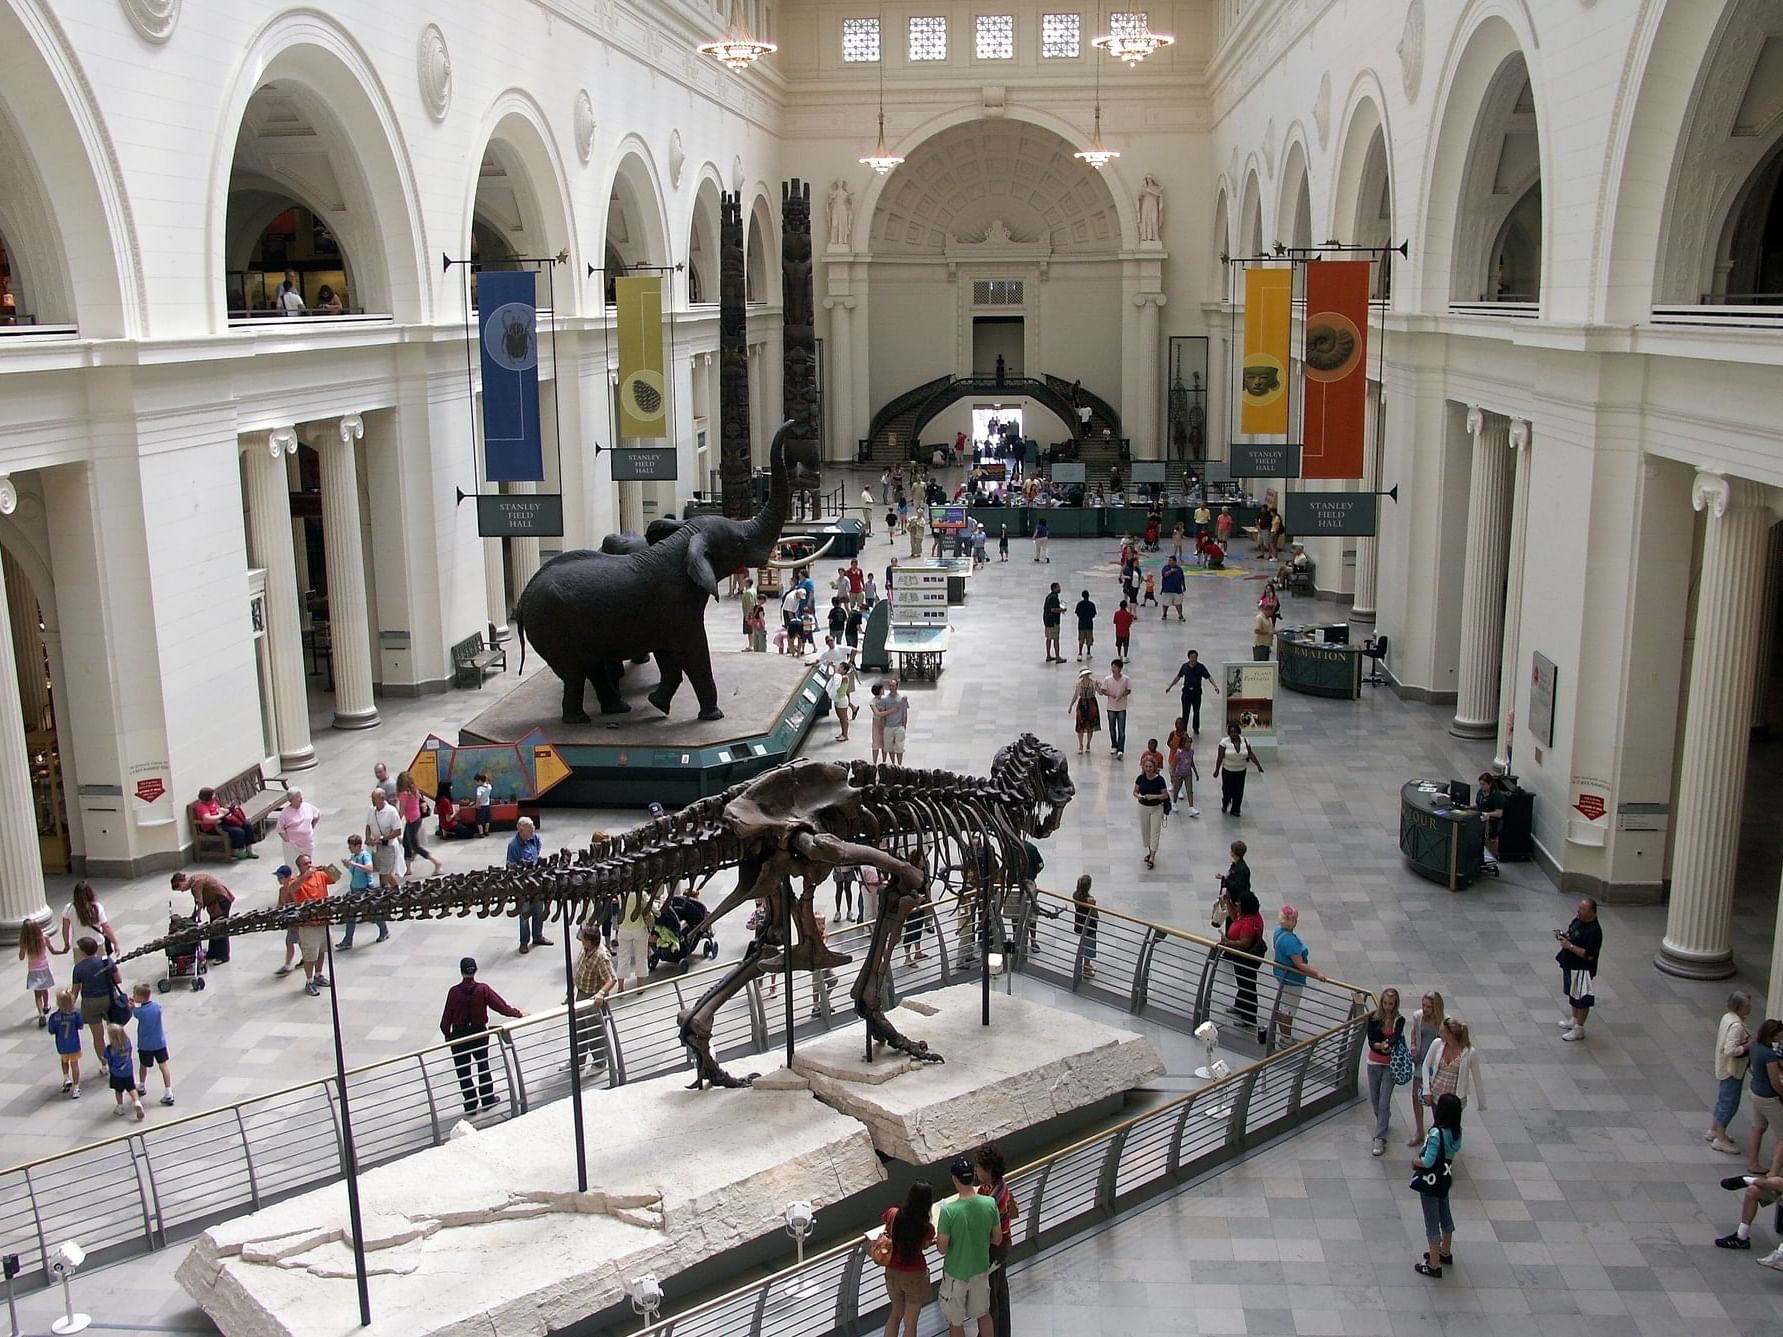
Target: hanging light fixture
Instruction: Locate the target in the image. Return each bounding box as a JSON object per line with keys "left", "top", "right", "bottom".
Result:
{"left": 1092, "top": 9, "right": 1175, "bottom": 67}
{"left": 1075, "top": 27, "right": 1119, "bottom": 170}
{"left": 858, "top": 17, "right": 903, "bottom": 174}
{"left": 698, "top": 0, "right": 777, "bottom": 71}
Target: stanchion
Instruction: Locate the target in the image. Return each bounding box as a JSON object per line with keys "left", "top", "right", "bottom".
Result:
{"left": 322, "top": 935, "right": 372, "bottom": 1326}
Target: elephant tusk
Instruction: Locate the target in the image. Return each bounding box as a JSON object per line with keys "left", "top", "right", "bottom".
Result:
{"left": 764, "top": 535, "right": 840, "bottom": 568}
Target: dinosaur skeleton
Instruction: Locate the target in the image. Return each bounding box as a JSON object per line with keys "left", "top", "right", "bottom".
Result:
{"left": 123, "top": 736, "right": 1074, "bottom": 1088}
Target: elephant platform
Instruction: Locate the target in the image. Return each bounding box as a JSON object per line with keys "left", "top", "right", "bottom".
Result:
{"left": 460, "top": 647, "right": 829, "bottom": 807}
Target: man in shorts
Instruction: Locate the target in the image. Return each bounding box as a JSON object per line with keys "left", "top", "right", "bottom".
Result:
{"left": 1554, "top": 896, "right": 1602, "bottom": 1042}
{"left": 935, "top": 1154, "right": 1002, "bottom": 1336}
{"left": 875, "top": 679, "right": 909, "bottom": 764}
{"left": 290, "top": 854, "right": 338, "bottom": 996}
{"left": 365, "top": 787, "right": 406, "bottom": 889}
{"left": 1714, "top": 1168, "right": 1783, "bottom": 1267}
{"left": 1160, "top": 556, "right": 1186, "bottom": 621}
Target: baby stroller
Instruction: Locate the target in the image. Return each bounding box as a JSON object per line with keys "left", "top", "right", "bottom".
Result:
{"left": 648, "top": 894, "right": 719, "bottom": 972}
{"left": 159, "top": 912, "right": 208, "bottom": 992}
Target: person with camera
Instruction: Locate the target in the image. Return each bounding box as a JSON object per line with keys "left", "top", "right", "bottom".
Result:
{"left": 1554, "top": 897, "right": 1603, "bottom": 1043}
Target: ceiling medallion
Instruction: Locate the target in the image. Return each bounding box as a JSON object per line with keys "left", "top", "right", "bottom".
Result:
{"left": 574, "top": 90, "right": 595, "bottom": 164}
{"left": 120, "top": 0, "right": 179, "bottom": 44}
{"left": 418, "top": 24, "right": 453, "bottom": 122}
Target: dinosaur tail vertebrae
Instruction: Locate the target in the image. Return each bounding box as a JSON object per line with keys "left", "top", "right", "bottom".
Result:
{"left": 125, "top": 737, "right": 1075, "bottom": 1087}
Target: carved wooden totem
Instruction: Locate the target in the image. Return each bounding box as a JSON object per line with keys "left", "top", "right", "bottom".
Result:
{"left": 780, "top": 179, "right": 822, "bottom": 489}
{"left": 719, "top": 191, "right": 752, "bottom": 519}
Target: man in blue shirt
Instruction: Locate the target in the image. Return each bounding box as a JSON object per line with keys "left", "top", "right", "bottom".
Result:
{"left": 507, "top": 817, "right": 551, "bottom": 953}
{"left": 1269, "top": 905, "right": 1326, "bottom": 1046}
{"left": 1159, "top": 556, "right": 1186, "bottom": 621}
{"left": 1165, "top": 650, "right": 1219, "bottom": 733}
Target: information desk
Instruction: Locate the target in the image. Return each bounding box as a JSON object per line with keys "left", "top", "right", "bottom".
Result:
{"left": 1399, "top": 781, "right": 1488, "bottom": 890}
{"left": 897, "top": 556, "right": 975, "bottom": 604}
{"left": 962, "top": 504, "right": 1261, "bottom": 540}
{"left": 1276, "top": 631, "right": 1363, "bottom": 699}
{"left": 884, "top": 625, "right": 951, "bottom": 680}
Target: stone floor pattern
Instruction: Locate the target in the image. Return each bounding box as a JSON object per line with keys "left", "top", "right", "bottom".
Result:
{"left": 6, "top": 494, "right": 1781, "bottom": 1334}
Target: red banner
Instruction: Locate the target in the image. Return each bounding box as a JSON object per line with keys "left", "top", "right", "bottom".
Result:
{"left": 1300, "top": 261, "right": 1371, "bottom": 479}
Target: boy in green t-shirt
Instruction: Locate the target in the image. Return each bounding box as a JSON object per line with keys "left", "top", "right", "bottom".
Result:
{"left": 935, "top": 1155, "right": 1003, "bottom": 1336}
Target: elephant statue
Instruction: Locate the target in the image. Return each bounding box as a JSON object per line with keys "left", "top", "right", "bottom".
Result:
{"left": 513, "top": 423, "right": 835, "bottom": 723}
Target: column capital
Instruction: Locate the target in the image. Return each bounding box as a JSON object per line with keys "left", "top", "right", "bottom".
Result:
{"left": 1131, "top": 291, "right": 1166, "bottom": 308}
{"left": 0, "top": 474, "right": 14, "bottom": 516}
{"left": 338, "top": 413, "right": 365, "bottom": 446}
{"left": 1692, "top": 470, "right": 1778, "bottom": 520}
{"left": 1465, "top": 404, "right": 1484, "bottom": 436}
{"left": 1508, "top": 418, "right": 1530, "bottom": 451}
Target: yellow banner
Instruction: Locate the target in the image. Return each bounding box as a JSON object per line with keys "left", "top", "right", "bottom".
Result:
{"left": 615, "top": 276, "right": 667, "bottom": 440}
{"left": 1240, "top": 268, "right": 1292, "bottom": 436}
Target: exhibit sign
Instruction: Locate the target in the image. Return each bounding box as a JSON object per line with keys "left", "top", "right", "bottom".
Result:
{"left": 1130, "top": 461, "right": 1167, "bottom": 484}
{"left": 476, "top": 493, "right": 565, "bottom": 538}
{"left": 1050, "top": 462, "right": 1087, "bottom": 484}
{"left": 1300, "top": 259, "right": 1370, "bottom": 479}
{"left": 1530, "top": 651, "right": 1558, "bottom": 747}
{"left": 611, "top": 448, "right": 677, "bottom": 482}
{"left": 1231, "top": 443, "right": 1301, "bottom": 478}
{"left": 1284, "top": 492, "right": 1377, "bottom": 536}
{"left": 615, "top": 275, "right": 667, "bottom": 440}
{"left": 478, "top": 269, "right": 544, "bottom": 482}
{"left": 1239, "top": 268, "right": 1292, "bottom": 435}
{"left": 1222, "top": 660, "right": 1278, "bottom": 744}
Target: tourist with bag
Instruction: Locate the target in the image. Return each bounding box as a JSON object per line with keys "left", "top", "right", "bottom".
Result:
{"left": 1365, "top": 988, "right": 1408, "bottom": 1157}
{"left": 874, "top": 1179, "right": 936, "bottom": 1337}
{"left": 1412, "top": 1092, "right": 1464, "bottom": 1278}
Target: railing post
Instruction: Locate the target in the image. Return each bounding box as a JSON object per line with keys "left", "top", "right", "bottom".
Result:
{"left": 498, "top": 1026, "right": 527, "bottom": 1114}
{"left": 745, "top": 976, "right": 769, "bottom": 1053}
{"left": 21, "top": 1169, "right": 51, "bottom": 1282}
{"left": 1097, "top": 1127, "right": 1130, "bottom": 1214}
{"left": 1130, "top": 926, "right": 1161, "bottom": 1014}
{"left": 418, "top": 1053, "right": 444, "bottom": 1146}
{"left": 1023, "top": 1160, "right": 1054, "bottom": 1248}
{"left": 836, "top": 1245, "right": 867, "bottom": 1332}
{"left": 1166, "top": 1097, "right": 1194, "bottom": 1175}
{"left": 1009, "top": 890, "right": 1034, "bottom": 973}
{"left": 1262, "top": 976, "right": 1288, "bottom": 1055}
{"left": 134, "top": 1136, "right": 166, "bottom": 1249}
{"left": 1288, "top": 1039, "right": 1316, "bottom": 1119}
{"left": 1228, "top": 1064, "right": 1265, "bottom": 1153}
{"left": 234, "top": 1106, "right": 262, "bottom": 1211}
{"left": 1190, "top": 937, "right": 1221, "bottom": 1027}
{"left": 602, "top": 1005, "right": 626, "bottom": 1087}
{"left": 749, "top": 1275, "right": 771, "bottom": 1337}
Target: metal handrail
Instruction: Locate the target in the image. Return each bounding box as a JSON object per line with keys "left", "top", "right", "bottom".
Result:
{"left": 0, "top": 885, "right": 1368, "bottom": 1296}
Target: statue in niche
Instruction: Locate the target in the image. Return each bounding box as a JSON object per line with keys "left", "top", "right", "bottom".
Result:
{"left": 827, "top": 179, "right": 854, "bottom": 248}
{"left": 1138, "top": 176, "right": 1165, "bottom": 243}
{"left": 986, "top": 219, "right": 1013, "bottom": 244}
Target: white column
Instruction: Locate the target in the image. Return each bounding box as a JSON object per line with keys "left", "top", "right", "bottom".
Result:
{"left": 1494, "top": 419, "right": 1532, "bottom": 769}
{"left": 825, "top": 297, "right": 855, "bottom": 463}
{"left": 1658, "top": 472, "right": 1778, "bottom": 980}
{"left": 1450, "top": 407, "right": 1513, "bottom": 738}
{"left": 244, "top": 431, "right": 317, "bottom": 771}
{"left": 1135, "top": 294, "right": 1163, "bottom": 456}
{"left": 1351, "top": 382, "right": 1381, "bottom": 621}
{"left": 0, "top": 479, "right": 49, "bottom": 940}
{"left": 508, "top": 481, "right": 542, "bottom": 598}
{"left": 314, "top": 415, "right": 379, "bottom": 731}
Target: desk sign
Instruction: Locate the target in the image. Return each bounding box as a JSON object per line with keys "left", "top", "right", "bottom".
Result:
{"left": 1231, "top": 443, "right": 1302, "bottom": 478}
{"left": 476, "top": 493, "right": 564, "bottom": 538}
{"left": 1130, "top": 461, "right": 1167, "bottom": 484}
{"left": 612, "top": 447, "right": 678, "bottom": 481}
{"left": 1284, "top": 492, "right": 1376, "bottom": 536}
{"left": 1050, "top": 462, "right": 1087, "bottom": 484}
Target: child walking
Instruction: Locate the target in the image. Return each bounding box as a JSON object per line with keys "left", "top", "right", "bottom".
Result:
{"left": 18, "top": 917, "right": 63, "bottom": 1026}
{"left": 49, "top": 988, "right": 83, "bottom": 1098}
{"left": 473, "top": 773, "right": 493, "bottom": 837}
{"left": 103, "top": 1022, "right": 144, "bottom": 1120}
{"left": 129, "top": 983, "right": 175, "bottom": 1105}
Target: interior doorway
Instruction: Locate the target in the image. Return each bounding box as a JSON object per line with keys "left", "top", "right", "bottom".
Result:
{"left": 972, "top": 316, "right": 1023, "bottom": 379}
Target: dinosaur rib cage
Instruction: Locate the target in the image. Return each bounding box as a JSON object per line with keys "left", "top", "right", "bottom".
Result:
{"left": 119, "top": 737, "right": 1073, "bottom": 965}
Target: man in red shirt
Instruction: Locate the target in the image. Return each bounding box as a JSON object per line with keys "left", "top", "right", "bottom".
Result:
{"left": 1112, "top": 599, "right": 1136, "bottom": 658}
{"left": 974, "top": 1144, "right": 1020, "bottom": 1337}
{"left": 845, "top": 560, "right": 865, "bottom": 608}
{"left": 440, "top": 957, "right": 525, "bottom": 1114}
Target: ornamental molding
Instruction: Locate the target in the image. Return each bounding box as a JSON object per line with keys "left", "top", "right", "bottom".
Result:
{"left": 0, "top": 474, "right": 15, "bottom": 516}
{"left": 418, "top": 24, "right": 452, "bottom": 122}
{"left": 1508, "top": 418, "right": 1530, "bottom": 450}
{"left": 268, "top": 427, "right": 299, "bottom": 459}
{"left": 120, "top": 0, "right": 179, "bottom": 43}
{"left": 574, "top": 90, "right": 595, "bottom": 164}
{"left": 669, "top": 130, "right": 686, "bottom": 188}
{"left": 339, "top": 413, "right": 365, "bottom": 446}
{"left": 1465, "top": 404, "right": 1484, "bottom": 436}
{"left": 1398, "top": 0, "right": 1426, "bottom": 104}
{"left": 1313, "top": 73, "right": 1332, "bottom": 149}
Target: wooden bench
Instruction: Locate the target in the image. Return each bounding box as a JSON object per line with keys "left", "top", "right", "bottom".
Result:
{"left": 1287, "top": 560, "right": 1317, "bottom": 597}
{"left": 452, "top": 632, "right": 507, "bottom": 688}
{"left": 190, "top": 764, "right": 289, "bottom": 863}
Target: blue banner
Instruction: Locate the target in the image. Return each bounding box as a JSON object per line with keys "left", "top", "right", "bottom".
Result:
{"left": 478, "top": 270, "right": 544, "bottom": 482}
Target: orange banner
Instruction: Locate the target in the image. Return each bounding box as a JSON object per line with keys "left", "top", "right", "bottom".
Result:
{"left": 1239, "top": 268, "right": 1292, "bottom": 436}
{"left": 1301, "top": 260, "right": 1371, "bottom": 479}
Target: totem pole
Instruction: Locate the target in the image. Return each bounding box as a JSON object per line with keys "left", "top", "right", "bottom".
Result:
{"left": 719, "top": 191, "right": 752, "bottom": 520}
{"left": 780, "top": 179, "right": 823, "bottom": 494}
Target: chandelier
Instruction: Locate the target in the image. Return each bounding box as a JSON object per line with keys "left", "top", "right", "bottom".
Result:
{"left": 858, "top": 29, "right": 903, "bottom": 174}
{"left": 697, "top": 0, "right": 776, "bottom": 70}
{"left": 1091, "top": 11, "right": 1174, "bottom": 67}
{"left": 1074, "top": 38, "right": 1119, "bottom": 170}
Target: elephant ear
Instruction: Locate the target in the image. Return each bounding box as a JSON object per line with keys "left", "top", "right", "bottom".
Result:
{"left": 685, "top": 530, "right": 721, "bottom": 598}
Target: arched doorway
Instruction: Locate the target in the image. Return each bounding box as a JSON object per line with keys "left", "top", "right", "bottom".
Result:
{"left": 606, "top": 148, "right": 672, "bottom": 534}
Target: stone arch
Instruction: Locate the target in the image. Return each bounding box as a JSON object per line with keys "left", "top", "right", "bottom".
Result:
{"left": 745, "top": 187, "right": 778, "bottom": 306}
{"left": 1212, "top": 183, "right": 1232, "bottom": 287}
{"left": 851, "top": 103, "right": 1140, "bottom": 252}
{"left": 1275, "top": 133, "right": 1314, "bottom": 251}
{"left": 1329, "top": 84, "right": 1396, "bottom": 299}
{"left": 1646, "top": 0, "right": 1783, "bottom": 306}
{"left": 1418, "top": 8, "right": 1548, "bottom": 308}
{"left": 1238, "top": 164, "right": 1265, "bottom": 258}
{"left": 604, "top": 138, "right": 671, "bottom": 306}
{"left": 464, "top": 91, "right": 582, "bottom": 317}
{"left": 0, "top": 3, "right": 141, "bottom": 336}
{"left": 208, "top": 10, "right": 430, "bottom": 328}
{"left": 687, "top": 167, "right": 724, "bottom": 307}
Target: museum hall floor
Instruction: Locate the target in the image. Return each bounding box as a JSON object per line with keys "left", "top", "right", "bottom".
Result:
{"left": 6, "top": 522, "right": 1780, "bottom": 1335}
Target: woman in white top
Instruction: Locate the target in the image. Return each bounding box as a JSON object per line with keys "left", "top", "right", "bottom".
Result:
{"left": 1420, "top": 1017, "right": 1487, "bottom": 1111}
{"left": 61, "top": 882, "right": 119, "bottom": 956}
{"left": 1708, "top": 990, "right": 1754, "bottom": 1154}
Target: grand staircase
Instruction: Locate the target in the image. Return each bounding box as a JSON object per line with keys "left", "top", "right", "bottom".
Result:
{"left": 860, "top": 372, "right": 1124, "bottom": 465}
